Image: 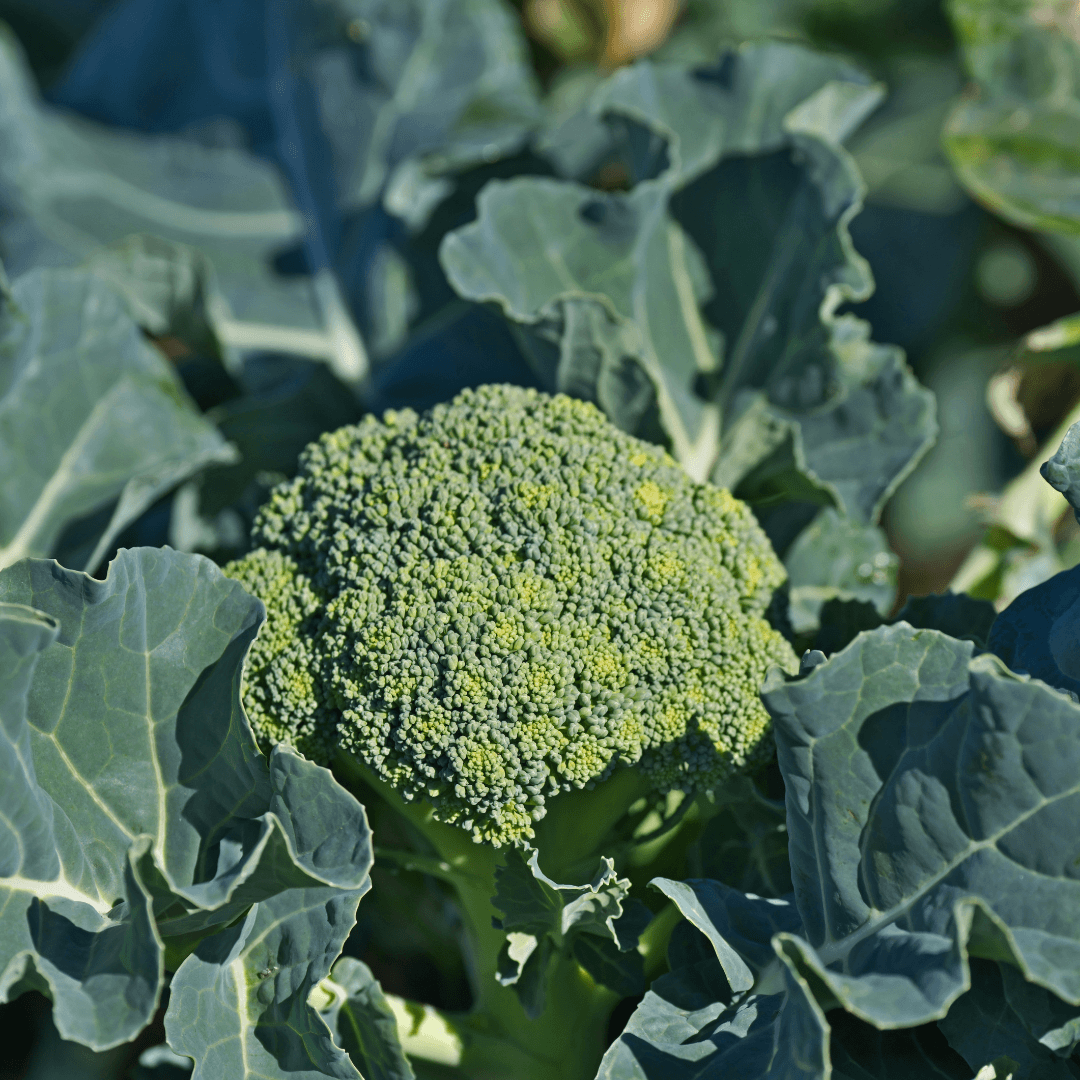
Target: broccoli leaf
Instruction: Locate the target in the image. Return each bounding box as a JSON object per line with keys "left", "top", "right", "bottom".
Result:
{"left": 938, "top": 960, "right": 1080, "bottom": 1078}
{"left": 649, "top": 881, "right": 802, "bottom": 993}
{"left": 1, "top": 0, "right": 541, "bottom": 383}
{"left": 166, "top": 885, "right": 366, "bottom": 1080}
{"left": 441, "top": 42, "right": 935, "bottom": 516}
{"left": 687, "top": 776, "right": 792, "bottom": 898}
{"left": 945, "top": 0, "right": 1080, "bottom": 234}
{"left": 986, "top": 562, "right": 1080, "bottom": 699}
{"left": 318, "top": 957, "right": 416, "bottom": 1080}
{"left": 0, "top": 27, "right": 331, "bottom": 370}
{"left": 0, "top": 548, "right": 374, "bottom": 1076}
{"left": 782, "top": 508, "right": 898, "bottom": 634}
{"left": 82, "top": 234, "right": 219, "bottom": 354}
{"left": 1042, "top": 418, "right": 1080, "bottom": 524}
{"left": 603, "top": 621, "right": 1080, "bottom": 1077}
{"left": 998, "top": 962, "right": 1080, "bottom": 1058}
{"left": 491, "top": 849, "right": 643, "bottom": 1007}
{"left": 0, "top": 600, "right": 162, "bottom": 1051}
{"left": 0, "top": 266, "right": 235, "bottom": 574}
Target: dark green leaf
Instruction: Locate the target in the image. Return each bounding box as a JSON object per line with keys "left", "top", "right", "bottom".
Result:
{"left": 986, "top": 562, "right": 1080, "bottom": 699}
{"left": 828, "top": 1012, "right": 972, "bottom": 1080}
{"left": 320, "top": 957, "right": 415, "bottom": 1080}
{"left": 689, "top": 776, "right": 792, "bottom": 898}
{"left": 492, "top": 849, "right": 633, "bottom": 943}
{"left": 572, "top": 934, "right": 644, "bottom": 997}
{"left": 493, "top": 932, "right": 553, "bottom": 1021}
{"left": 813, "top": 598, "right": 884, "bottom": 657}
{"left": 649, "top": 880, "right": 801, "bottom": 992}
{"left": 891, "top": 591, "right": 997, "bottom": 648}
{"left": 490, "top": 848, "right": 635, "bottom": 1016}
{"left": 938, "top": 960, "right": 1080, "bottom": 1079}
{"left": 1000, "top": 962, "right": 1080, "bottom": 1058}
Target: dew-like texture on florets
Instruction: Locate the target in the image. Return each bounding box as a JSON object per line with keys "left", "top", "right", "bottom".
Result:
{"left": 227, "top": 385, "right": 797, "bottom": 845}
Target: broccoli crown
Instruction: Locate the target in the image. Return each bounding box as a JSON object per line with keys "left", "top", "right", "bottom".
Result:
{"left": 227, "top": 385, "right": 796, "bottom": 845}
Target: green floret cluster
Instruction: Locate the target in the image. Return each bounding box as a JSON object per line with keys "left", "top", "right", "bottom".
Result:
{"left": 227, "top": 384, "right": 797, "bottom": 845}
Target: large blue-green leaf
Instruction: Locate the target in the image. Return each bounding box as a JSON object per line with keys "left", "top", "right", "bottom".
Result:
{"left": 0, "top": 27, "right": 348, "bottom": 374}
{"left": 319, "top": 0, "right": 541, "bottom": 228}
{"left": 765, "top": 625, "right": 1080, "bottom": 1024}
{"left": 0, "top": 547, "right": 373, "bottom": 1073}
{"left": 443, "top": 43, "right": 935, "bottom": 518}
{"left": 0, "top": 266, "right": 235, "bottom": 573}
{"left": 603, "top": 621, "right": 1080, "bottom": 1078}
{"left": 166, "top": 886, "right": 365, "bottom": 1080}
{"left": 0, "top": 600, "right": 163, "bottom": 1050}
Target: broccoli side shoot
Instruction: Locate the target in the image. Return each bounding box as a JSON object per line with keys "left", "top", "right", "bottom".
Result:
{"left": 227, "top": 384, "right": 797, "bottom": 845}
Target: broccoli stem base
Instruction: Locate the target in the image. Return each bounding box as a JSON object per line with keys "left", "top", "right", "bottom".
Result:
{"left": 333, "top": 751, "right": 650, "bottom": 1080}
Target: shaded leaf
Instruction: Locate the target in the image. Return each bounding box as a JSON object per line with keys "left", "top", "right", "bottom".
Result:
{"left": 828, "top": 1012, "right": 972, "bottom": 1080}
{"left": 0, "top": 267, "right": 234, "bottom": 573}
{"left": 891, "top": 591, "right": 997, "bottom": 647}
{"left": 442, "top": 43, "right": 934, "bottom": 517}
{"left": 320, "top": 957, "right": 415, "bottom": 1080}
{"left": 490, "top": 848, "right": 641, "bottom": 1004}
{"left": 986, "top": 562, "right": 1080, "bottom": 698}
{"left": 1000, "top": 962, "right": 1080, "bottom": 1058}
{"left": 572, "top": 934, "right": 644, "bottom": 998}
{"left": 688, "top": 776, "right": 792, "bottom": 898}
{"left": 0, "top": 548, "right": 374, "bottom": 1075}
{"left": 938, "top": 960, "right": 1080, "bottom": 1079}
{"left": 783, "top": 509, "right": 898, "bottom": 634}
{"left": 945, "top": 0, "right": 1080, "bottom": 234}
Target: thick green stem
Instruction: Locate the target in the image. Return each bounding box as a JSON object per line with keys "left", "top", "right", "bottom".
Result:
{"left": 334, "top": 751, "right": 621, "bottom": 1080}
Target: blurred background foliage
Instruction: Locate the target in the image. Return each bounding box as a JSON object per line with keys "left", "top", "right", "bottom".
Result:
{"left": 4, "top": 0, "right": 1080, "bottom": 1076}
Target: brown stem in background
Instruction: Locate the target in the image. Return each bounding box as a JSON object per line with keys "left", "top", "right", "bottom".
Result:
{"left": 600, "top": 0, "right": 679, "bottom": 69}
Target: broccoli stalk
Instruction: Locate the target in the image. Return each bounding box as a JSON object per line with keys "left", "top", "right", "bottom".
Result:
{"left": 226, "top": 384, "right": 797, "bottom": 1079}
{"left": 335, "top": 751, "right": 678, "bottom": 1080}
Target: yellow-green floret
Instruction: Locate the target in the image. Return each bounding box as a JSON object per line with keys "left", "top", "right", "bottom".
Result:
{"left": 226, "top": 385, "right": 797, "bottom": 845}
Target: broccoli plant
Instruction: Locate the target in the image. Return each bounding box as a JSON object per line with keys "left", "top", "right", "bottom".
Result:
{"left": 7, "top": 2, "right": 1080, "bottom": 1080}
{"left": 225, "top": 383, "right": 797, "bottom": 1078}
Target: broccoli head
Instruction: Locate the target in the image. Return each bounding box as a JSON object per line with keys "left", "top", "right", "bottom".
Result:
{"left": 227, "top": 384, "right": 797, "bottom": 845}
